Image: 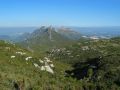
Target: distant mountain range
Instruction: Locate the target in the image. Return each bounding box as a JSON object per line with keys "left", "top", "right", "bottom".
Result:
{"left": 19, "top": 26, "right": 81, "bottom": 52}
{"left": 0, "top": 27, "right": 35, "bottom": 41}
{"left": 71, "top": 26, "right": 120, "bottom": 38}
{"left": 0, "top": 26, "right": 120, "bottom": 42}
{"left": 57, "top": 27, "right": 82, "bottom": 40}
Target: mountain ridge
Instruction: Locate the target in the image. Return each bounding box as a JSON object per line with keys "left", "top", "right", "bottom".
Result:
{"left": 19, "top": 26, "right": 80, "bottom": 53}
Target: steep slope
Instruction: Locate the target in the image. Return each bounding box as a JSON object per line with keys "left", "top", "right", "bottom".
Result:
{"left": 57, "top": 27, "right": 82, "bottom": 40}
{"left": 13, "top": 32, "right": 31, "bottom": 42}
{"left": 20, "top": 26, "right": 75, "bottom": 53}
{"left": 0, "top": 40, "right": 79, "bottom": 89}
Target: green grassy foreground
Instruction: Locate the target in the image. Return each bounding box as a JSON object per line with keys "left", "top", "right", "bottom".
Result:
{"left": 1, "top": 37, "right": 120, "bottom": 90}
{"left": 0, "top": 40, "right": 81, "bottom": 90}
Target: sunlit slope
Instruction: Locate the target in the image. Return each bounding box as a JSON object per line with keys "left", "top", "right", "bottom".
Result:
{"left": 48, "top": 38, "right": 120, "bottom": 90}
{"left": 0, "top": 40, "right": 77, "bottom": 90}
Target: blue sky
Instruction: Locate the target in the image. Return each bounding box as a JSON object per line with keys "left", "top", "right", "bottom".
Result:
{"left": 0, "top": 0, "right": 120, "bottom": 27}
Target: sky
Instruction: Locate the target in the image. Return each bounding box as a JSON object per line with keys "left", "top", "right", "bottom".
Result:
{"left": 0, "top": 0, "right": 120, "bottom": 27}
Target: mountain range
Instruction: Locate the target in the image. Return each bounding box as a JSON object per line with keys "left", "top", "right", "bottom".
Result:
{"left": 19, "top": 26, "right": 81, "bottom": 53}
{"left": 0, "top": 26, "right": 120, "bottom": 42}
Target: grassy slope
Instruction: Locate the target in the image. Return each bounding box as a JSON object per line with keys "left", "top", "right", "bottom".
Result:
{"left": 49, "top": 38, "right": 120, "bottom": 89}
{"left": 0, "top": 40, "right": 82, "bottom": 90}
{"left": 1, "top": 37, "right": 120, "bottom": 90}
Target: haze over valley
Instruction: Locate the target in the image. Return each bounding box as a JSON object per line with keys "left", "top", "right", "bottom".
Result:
{"left": 0, "top": 26, "right": 120, "bottom": 42}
